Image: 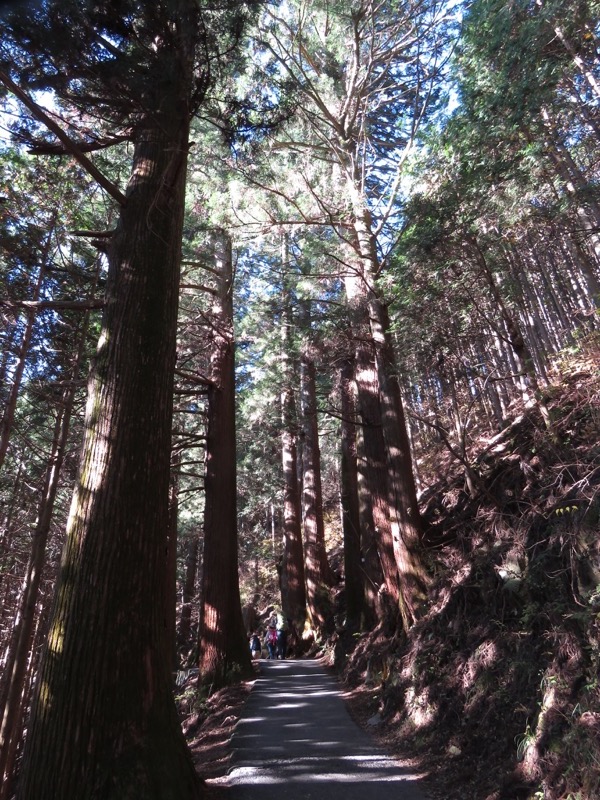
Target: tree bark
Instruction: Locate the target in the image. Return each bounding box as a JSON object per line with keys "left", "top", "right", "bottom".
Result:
{"left": 279, "top": 237, "right": 306, "bottom": 628}
{"left": 350, "top": 322, "right": 401, "bottom": 615}
{"left": 17, "top": 105, "right": 201, "bottom": 800}
{"left": 280, "top": 400, "right": 307, "bottom": 628}
{"left": 178, "top": 535, "right": 199, "bottom": 660}
{"left": 300, "top": 349, "right": 334, "bottom": 632}
{"left": 344, "top": 238, "right": 429, "bottom": 629}
{"left": 339, "top": 358, "right": 364, "bottom": 629}
{"left": 355, "top": 406, "right": 384, "bottom": 627}
{"left": 369, "top": 295, "right": 430, "bottom": 627}
{"left": 0, "top": 289, "right": 95, "bottom": 795}
{"left": 197, "top": 231, "right": 252, "bottom": 687}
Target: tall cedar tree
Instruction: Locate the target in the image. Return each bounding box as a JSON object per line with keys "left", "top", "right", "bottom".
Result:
{"left": 197, "top": 231, "right": 252, "bottom": 686}
{"left": 339, "top": 357, "right": 366, "bottom": 628}
{"left": 259, "top": 0, "right": 442, "bottom": 627}
{"left": 300, "top": 349, "right": 334, "bottom": 630}
{"left": 0, "top": 277, "right": 98, "bottom": 797}
{"left": 279, "top": 237, "right": 307, "bottom": 627}
{"left": 298, "top": 285, "right": 335, "bottom": 632}
{"left": 0, "top": 2, "right": 255, "bottom": 798}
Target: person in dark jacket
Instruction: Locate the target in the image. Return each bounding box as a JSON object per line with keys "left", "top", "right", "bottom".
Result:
{"left": 249, "top": 632, "right": 262, "bottom": 659}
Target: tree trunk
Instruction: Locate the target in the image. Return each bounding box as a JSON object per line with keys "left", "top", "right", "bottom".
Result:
{"left": 300, "top": 349, "right": 334, "bottom": 632}
{"left": 369, "top": 297, "right": 430, "bottom": 627}
{"left": 166, "top": 452, "right": 180, "bottom": 672}
{"left": 355, "top": 407, "right": 384, "bottom": 628}
{"left": 178, "top": 535, "right": 199, "bottom": 660}
{"left": 198, "top": 231, "right": 252, "bottom": 687}
{"left": 0, "top": 243, "right": 51, "bottom": 471}
{"left": 280, "top": 404, "right": 307, "bottom": 629}
{"left": 344, "top": 234, "right": 429, "bottom": 628}
{"left": 0, "top": 293, "right": 95, "bottom": 794}
{"left": 350, "top": 323, "right": 401, "bottom": 621}
{"left": 17, "top": 108, "right": 201, "bottom": 799}
{"left": 279, "top": 236, "right": 306, "bottom": 628}
{"left": 339, "top": 358, "right": 364, "bottom": 629}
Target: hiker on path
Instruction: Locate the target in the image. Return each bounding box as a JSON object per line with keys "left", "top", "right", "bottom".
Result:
{"left": 265, "top": 614, "right": 278, "bottom": 659}
{"left": 249, "top": 632, "right": 262, "bottom": 660}
{"left": 275, "top": 612, "right": 288, "bottom": 659}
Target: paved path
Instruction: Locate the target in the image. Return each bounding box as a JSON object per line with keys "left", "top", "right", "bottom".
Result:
{"left": 226, "top": 659, "right": 430, "bottom": 800}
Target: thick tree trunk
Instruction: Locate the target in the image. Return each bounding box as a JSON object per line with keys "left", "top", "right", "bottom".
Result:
{"left": 198, "top": 231, "right": 252, "bottom": 687}
{"left": 345, "top": 245, "right": 429, "bottom": 627}
{"left": 368, "top": 296, "right": 430, "bottom": 627}
{"left": 350, "top": 327, "right": 401, "bottom": 616}
{"left": 17, "top": 109, "right": 201, "bottom": 800}
{"left": 341, "top": 173, "right": 429, "bottom": 628}
{"left": 0, "top": 297, "right": 94, "bottom": 794}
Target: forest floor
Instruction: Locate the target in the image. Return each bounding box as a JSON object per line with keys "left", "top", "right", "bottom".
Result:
{"left": 183, "top": 675, "right": 255, "bottom": 798}
{"left": 339, "top": 676, "right": 497, "bottom": 800}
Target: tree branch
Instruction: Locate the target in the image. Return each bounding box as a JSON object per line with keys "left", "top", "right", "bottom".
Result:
{"left": 0, "top": 69, "right": 127, "bottom": 207}
{"left": 0, "top": 299, "right": 104, "bottom": 312}
{"left": 180, "top": 283, "right": 219, "bottom": 296}
{"left": 70, "top": 229, "right": 115, "bottom": 238}
{"left": 28, "top": 132, "right": 131, "bottom": 155}
{"left": 175, "top": 368, "right": 217, "bottom": 388}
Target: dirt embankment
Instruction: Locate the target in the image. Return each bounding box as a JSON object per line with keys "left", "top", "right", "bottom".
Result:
{"left": 335, "top": 367, "right": 600, "bottom": 800}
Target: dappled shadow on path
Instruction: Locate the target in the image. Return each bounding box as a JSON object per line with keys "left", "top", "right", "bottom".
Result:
{"left": 226, "top": 659, "right": 430, "bottom": 800}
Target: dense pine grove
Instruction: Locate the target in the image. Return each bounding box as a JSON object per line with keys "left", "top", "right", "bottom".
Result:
{"left": 0, "top": 1, "right": 599, "bottom": 799}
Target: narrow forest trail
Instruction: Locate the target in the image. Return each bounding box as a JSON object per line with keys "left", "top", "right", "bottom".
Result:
{"left": 223, "top": 659, "right": 430, "bottom": 800}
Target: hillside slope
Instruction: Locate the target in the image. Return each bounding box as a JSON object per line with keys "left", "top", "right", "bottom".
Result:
{"left": 336, "top": 346, "right": 600, "bottom": 800}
